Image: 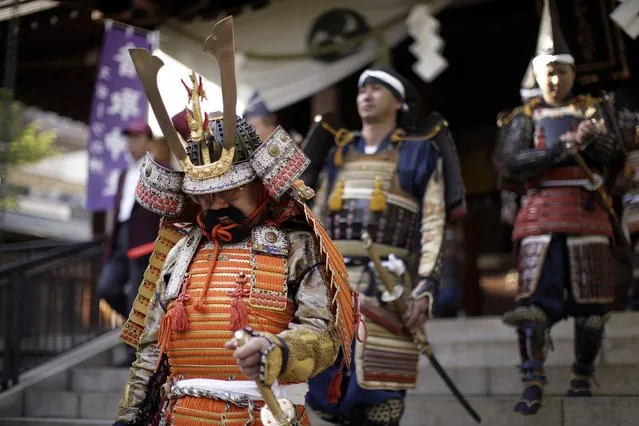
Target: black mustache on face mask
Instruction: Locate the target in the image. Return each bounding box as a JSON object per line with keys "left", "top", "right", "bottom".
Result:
{"left": 203, "top": 207, "right": 251, "bottom": 242}
{"left": 204, "top": 206, "right": 247, "bottom": 230}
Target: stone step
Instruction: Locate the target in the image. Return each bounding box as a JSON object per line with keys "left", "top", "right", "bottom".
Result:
{"left": 414, "top": 364, "right": 639, "bottom": 396}
{"left": 308, "top": 396, "right": 639, "bottom": 426}
{"left": 424, "top": 312, "right": 639, "bottom": 368}
{"left": 427, "top": 311, "right": 639, "bottom": 344}
{"left": 22, "top": 390, "right": 121, "bottom": 419}
{"left": 63, "top": 362, "right": 639, "bottom": 399}
{"left": 14, "top": 392, "right": 639, "bottom": 425}
{"left": 70, "top": 368, "right": 128, "bottom": 393}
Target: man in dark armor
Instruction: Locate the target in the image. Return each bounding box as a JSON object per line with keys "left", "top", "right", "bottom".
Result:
{"left": 493, "top": 0, "right": 624, "bottom": 416}
{"left": 614, "top": 85, "right": 639, "bottom": 309}
{"left": 305, "top": 65, "right": 466, "bottom": 425}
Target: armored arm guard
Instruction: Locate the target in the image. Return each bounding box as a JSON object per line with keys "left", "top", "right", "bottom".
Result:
{"left": 580, "top": 97, "right": 624, "bottom": 164}
{"left": 114, "top": 296, "right": 164, "bottom": 424}
{"left": 258, "top": 230, "right": 340, "bottom": 385}
{"left": 414, "top": 155, "right": 447, "bottom": 310}
{"left": 114, "top": 235, "right": 185, "bottom": 424}
{"left": 423, "top": 112, "right": 467, "bottom": 222}
{"left": 618, "top": 107, "right": 639, "bottom": 152}
{"left": 494, "top": 108, "right": 565, "bottom": 180}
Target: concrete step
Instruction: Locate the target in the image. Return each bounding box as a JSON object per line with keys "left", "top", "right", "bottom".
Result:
{"left": 414, "top": 364, "right": 639, "bottom": 396}
{"left": 308, "top": 396, "right": 639, "bottom": 426}
{"left": 425, "top": 311, "right": 639, "bottom": 368}
{"left": 22, "top": 390, "right": 121, "bottom": 419}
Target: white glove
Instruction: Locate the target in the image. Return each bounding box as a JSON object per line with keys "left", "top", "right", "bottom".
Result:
{"left": 371, "top": 253, "right": 406, "bottom": 277}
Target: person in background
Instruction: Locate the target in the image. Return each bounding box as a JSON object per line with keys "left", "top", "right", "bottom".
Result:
{"left": 306, "top": 65, "right": 466, "bottom": 426}
{"left": 97, "top": 117, "right": 162, "bottom": 364}
{"left": 492, "top": 0, "right": 624, "bottom": 415}
{"left": 243, "top": 90, "right": 303, "bottom": 144}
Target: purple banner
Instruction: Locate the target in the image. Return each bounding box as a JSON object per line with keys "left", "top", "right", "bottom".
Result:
{"left": 85, "top": 22, "right": 155, "bottom": 212}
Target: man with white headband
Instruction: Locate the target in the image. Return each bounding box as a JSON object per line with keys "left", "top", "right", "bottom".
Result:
{"left": 305, "top": 65, "right": 466, "bottom": 425}
{"left": 492, "top": 0, "right": 623, "bottom": 416}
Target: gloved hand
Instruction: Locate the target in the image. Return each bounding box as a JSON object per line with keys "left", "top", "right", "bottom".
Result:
{"left": 368, "top": 254, "right": 407, "bottom": 302}
{"left": 368, "top": 253, "right": 406, "bottom": 278}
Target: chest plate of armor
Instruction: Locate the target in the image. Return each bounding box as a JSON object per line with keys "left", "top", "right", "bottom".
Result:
{"left": 533, "top": 104, "right": 584, "bottom": 150}
{"left": 324, "top": 149, "right": 419, "bottom": 259}
{"left": 165, "top": 228, "right": 295, "bottom": 382}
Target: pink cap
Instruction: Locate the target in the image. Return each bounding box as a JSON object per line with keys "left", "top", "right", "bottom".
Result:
{"left": 122, "top": 117, "right": 152, "bottom": 136}
{"left": 171, "top": 109, "right": 192, "bottom": 141}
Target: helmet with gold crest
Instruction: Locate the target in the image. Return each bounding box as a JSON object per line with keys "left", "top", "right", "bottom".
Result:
{"left": 129, "top": 17, "right": 313, "bottom": 219}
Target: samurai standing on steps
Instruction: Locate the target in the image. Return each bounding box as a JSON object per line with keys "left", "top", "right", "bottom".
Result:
{"left": 493, "top": 0, "right": 624, "bottom": 416}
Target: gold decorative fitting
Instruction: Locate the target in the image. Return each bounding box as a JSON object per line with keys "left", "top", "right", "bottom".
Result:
{"left": 328, "top": 179, "right": 345, "bottom": 212}
{"left": 179, "top": 71, "right": 235, "bottom": 179}
{"left": 391, "top": 129, "right": 405, "bottom": 143}
{"left": 332, "top": 128, "right": 353, "bottom": 167}
{"left": 182, "top": 72, "right": 211, "bottom": 162}
{"left": 267, "top": 144, "right": 280, "bottom": 157}
{"left": 292, "top": 180, "right": 315, "bottom": 201}
{"left": 178, "top": 146, "right": 235, "bottom": 179}
{"left": 369, "top": 176, "right": 386, "bottom": 212}
{"left": 334, "top": 128, "right": 353, "bottom": 148}
{"left": 265, "top": 231, "right": 278, "bottom": 243}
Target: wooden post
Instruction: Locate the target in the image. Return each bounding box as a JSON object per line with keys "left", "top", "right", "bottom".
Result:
{"left": 311, "top": 86, "right": 341, "bottom": 120}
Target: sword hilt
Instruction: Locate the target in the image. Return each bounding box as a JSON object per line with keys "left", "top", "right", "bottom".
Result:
{"left": 233, "top": 330, "right": 294, "bottom": 426}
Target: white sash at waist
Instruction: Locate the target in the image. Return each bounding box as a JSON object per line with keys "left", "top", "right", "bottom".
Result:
{"left": 173, "top": 379, "right": 308, "bottom": 405}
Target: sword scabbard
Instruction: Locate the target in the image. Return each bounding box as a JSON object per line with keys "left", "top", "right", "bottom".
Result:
{"left": 361, "top": 231, "right": 482, "bottom": 423}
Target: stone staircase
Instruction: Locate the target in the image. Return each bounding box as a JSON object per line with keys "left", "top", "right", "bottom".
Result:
{"left": 0, "top": 342, "right": 128, "bottom": 426}
{"left": 1, "top": 312, "right": 638, "bottom": 425}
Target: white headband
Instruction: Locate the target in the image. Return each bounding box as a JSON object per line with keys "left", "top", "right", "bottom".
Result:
{"left": 358, "top": 69, "right": 406, "bottom": 100}
{"left": 532, "top": 54, "right": 575, "bottom": 74}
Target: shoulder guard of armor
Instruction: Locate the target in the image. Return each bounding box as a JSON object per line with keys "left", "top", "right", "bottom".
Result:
{"left": 136, "top": 154, "right": 186, "bottom": 218}
{"left": 497, "top": 98, "right": 540, "bottom": 127}
{"left": 295, "top": 199, "right": 355, "bottom": 366}
{"left": 574, "top": 94, "right": 602, "bottom": 110}
{"left": 119, "top": 222, "right": 190, "bottom": 348}
{"left": 392, "top": 121, "right": 444, "bottom": 143}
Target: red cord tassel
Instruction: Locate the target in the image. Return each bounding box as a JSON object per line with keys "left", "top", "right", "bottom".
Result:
{"left": 327, "top": 362, "right": 345, "bottom": 404}
{"left": 230, "top": 297, "right": 249, "bottom": 331}
{"left": 228, "top": 272, "right": 249, "bottom": 332}
{"left": 171, "top": 297, "right": 189, "bottom": 332}
{"left": 157, "top": 313, "right": 172, "bottom": 355}
{"left": 171, "top": 279, "right": 190, "bottom": 332}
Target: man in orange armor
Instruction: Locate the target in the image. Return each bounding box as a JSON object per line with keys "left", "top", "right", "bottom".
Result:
{"left": 113, "top": 18, "right": 354, "bottom": 425}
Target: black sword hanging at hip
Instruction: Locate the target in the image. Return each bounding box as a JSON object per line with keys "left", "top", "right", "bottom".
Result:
{"left": 361, "top": 231, "right": 482, "bottom": 424}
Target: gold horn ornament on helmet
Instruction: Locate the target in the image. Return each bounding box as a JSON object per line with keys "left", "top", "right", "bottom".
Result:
{"left": 128, "top": 16, "right": 239, "bottom": 180}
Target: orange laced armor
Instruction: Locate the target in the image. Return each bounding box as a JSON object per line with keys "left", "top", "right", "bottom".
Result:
{"left": 154, "top": 220, "right": 311, "bottom": 425}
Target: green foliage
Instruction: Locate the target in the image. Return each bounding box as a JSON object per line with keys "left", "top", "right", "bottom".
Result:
{"left": 8, "top": 119, "right": 58, "bottom": 165}
{"left": 0, "top": 89, "right": 60, "bottom": 208}
{"left": 0, "top": 89, "right": 59, "bottom": 166}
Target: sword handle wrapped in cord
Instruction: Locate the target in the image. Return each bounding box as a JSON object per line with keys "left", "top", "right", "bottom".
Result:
{"left": 233, "top": 330, "right": 297, "bottom": 426}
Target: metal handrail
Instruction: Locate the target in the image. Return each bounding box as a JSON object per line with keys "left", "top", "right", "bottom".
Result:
{"left": 0, "top": 239, "right": 68, "bottom": 252}
{"left": 0, "top": 235, "right": 106, "bottom": 280}
{"left": 0, "top": 236, "right": 109, "bottom": 391}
